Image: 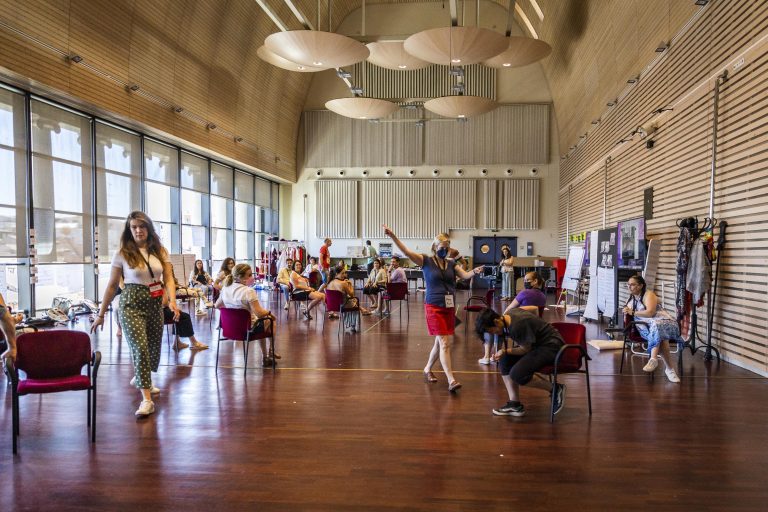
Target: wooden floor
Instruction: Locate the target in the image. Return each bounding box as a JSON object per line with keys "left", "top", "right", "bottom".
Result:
{"left": 2, "top": 289, "right": 767, "bottom": 511}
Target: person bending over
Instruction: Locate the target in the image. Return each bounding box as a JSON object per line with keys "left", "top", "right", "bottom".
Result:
{"left": 475, "top": 308, "right": 566, "bottom": 417}
{"left": 479, "top": 272, "right": 547, "bottom": 365}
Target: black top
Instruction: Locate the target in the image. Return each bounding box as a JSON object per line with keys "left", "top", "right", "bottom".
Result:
{"left": 503, "top": 309, "right": 564, "bottom": 352}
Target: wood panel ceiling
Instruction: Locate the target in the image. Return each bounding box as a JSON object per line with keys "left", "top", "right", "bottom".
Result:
{"left": 0, "top": 0, "right": 700, "bottom": 182}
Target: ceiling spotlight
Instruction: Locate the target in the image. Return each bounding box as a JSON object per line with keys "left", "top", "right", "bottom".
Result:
{"left": 315, "top": 170, "right": 323, "bottom": 177}
{"left": 297, "top": 65, "right": 306, "bottom": 70}
{"left": 694, "top": 0, "right": 709, "bottom": 5}
{"left": 69, "top": 54, "right": 83, "bottom": 63}
{"left": 655, "top": 42, "right": 668, "bottom": 52}
{"left": 530, "top": 168, "right": 539, "bottom": 176}
{"left": 591, "top": 119, "right": 600, "bottom": 125}
{"left": 627, "top": 77, "right": 638, "bottom": 84}
{"left": 362, "top": 170, "right": 369, "bottom": 177}
{"left": 607, "top": 100, "right": 616, "bottom": 107}
{"left": 480, "top": 169, "right": 488, "bottom": 176}
{"left": 408, "top": 169, "right": 416, "bottom": 176}
{"left": 385, "top": 169, "right": 393, "bottom": 176}
{"left": 398, "top": 64, "right": 407, "bottom": 69}
{"left": 432, "top": 169, "right": 440, "bottom": 177}
{"left": 505, "top": 169, "right": 513, "bottom": 176}
{"left": 339, "top": 170, "right": 345, "bottom": 176}
{"left": 173, "top": 106, "right": 184, "bottom": 113}
{"left": 456, "top": 169, "right": 464, "bottom": 176}
{"left": 502, "top": 63, "right": 512, "bottom": 67}
{"left": 128, "top": 84, "right": 140, "bottom": 92}
{"left": 207, "top": 123, "right": 217, "bottom": 130}
{"left": 234, "top": 136, "right": 243, "bottom": 143}
{"left": 313, "top": 61, "right": 323, "bottom": 66}
{"left": 457, "top": 114, "right": 466, "bottom": 118}
{"left": 451, "top": 58, "right": 461, "bottom": 63}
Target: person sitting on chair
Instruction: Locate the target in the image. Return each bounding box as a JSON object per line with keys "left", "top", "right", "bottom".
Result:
{"left": 215, "top": 263, "right": 278, "bottom": 367}
{"left": 478, "top": 272, "right": 547, "bottom": 365}
{"left": 290, "top": 260, "right": 325, "bottom": 320}
{"left": 189, "top": 259, "right": 214, "bottom": 315}
{"left": 364, "top": 258, "right": 388, "bottom": 314}
{"left": 325, "top": 268, "right": 370, "bottom": 330}
{"left": 276, "top": 258, "right": 294, "bottom": 311}
{"left": 380, "top": 256, "right": 407, "bottom": 316}
{"left": 475, "top": 308, "right": 565, "bottom": 417}
{"left": 622, "top": 274, "right": 681, "bottom": 383}
{"left": 0, "top": 293, "right": 18, "bottom": 364}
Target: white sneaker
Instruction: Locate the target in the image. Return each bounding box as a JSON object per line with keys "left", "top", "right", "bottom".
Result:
{"left": 283, "top": 303, "right": 290, "bottom": 311}
{"left": 196, "top": 309, "right": 207, "bottom": 316}
{"left": 478, "top": 358, "right": 491, "bottom": 365}
{"left": 642, "top": 358, "right": 659, "bottom": 373}
{"left": 130, "top": 376, "right": 160, "bottom": 394}
{"left": 135, "top": 400, "right": 155, "bottom": 418}
{"left": 205, "top": 301, "right": 213, "bottom": 308}
{"left": 665, "top": 367, "right": 681, "bottom": 383}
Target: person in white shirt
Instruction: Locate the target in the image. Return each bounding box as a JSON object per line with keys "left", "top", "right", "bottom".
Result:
{"left": 91, "top": 211, "right": 180, "bottom": 419}
{"left": 215, "top": 263, "right": 279, "bottom": 366}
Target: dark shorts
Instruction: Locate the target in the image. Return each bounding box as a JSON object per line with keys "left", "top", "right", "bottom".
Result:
{"left": 292, "top": 290, "right": 310, "bottom": 301}
{"left": 499, "top": 345, "right": 559, "bottom": 385}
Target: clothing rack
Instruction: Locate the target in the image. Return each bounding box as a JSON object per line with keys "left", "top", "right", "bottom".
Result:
{"left": 676, "top": 215, "right": 722, "bottom": 363}
{"left": 265, "top": 240, "right": 306, "bottom": 281}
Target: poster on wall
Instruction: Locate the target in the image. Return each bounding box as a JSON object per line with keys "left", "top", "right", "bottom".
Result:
{"left": 596, "top": 227, "right": 618, "bottom": 321}
{"left": 617, "top": 217, "right": 646, "bottom": 268}
{"left": 563, "top": 246, "right": 585, "bottom": 292}
{"left": 583, "top": 231, "right": 600, "bottom": 320}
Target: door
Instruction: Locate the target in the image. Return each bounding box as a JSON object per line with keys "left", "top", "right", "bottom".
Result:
{"left": 472, "top": 236, "right": 517, "bottom": 289}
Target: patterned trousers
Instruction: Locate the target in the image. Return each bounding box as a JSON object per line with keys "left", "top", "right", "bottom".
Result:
{"left": 120, "top": 284, "right": 163, "bottom": 390}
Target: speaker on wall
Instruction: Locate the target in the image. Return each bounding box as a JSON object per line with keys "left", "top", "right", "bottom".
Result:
{"left": 644, "top": 187, "right": 654, "bottom": 219}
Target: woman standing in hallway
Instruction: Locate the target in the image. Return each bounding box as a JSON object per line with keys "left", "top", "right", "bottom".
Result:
{"left": 383, "top": 225, "right": 482, "bottom": 392}
{"left": 91, "top": 211, "right": 180, "bottom": 418}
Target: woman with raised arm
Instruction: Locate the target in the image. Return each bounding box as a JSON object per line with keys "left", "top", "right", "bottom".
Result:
{"left": 383, "top": 224, "right": 483, "bottom": 392}
{"left": 91, "top": 211, "right": 180, "bottom": 419}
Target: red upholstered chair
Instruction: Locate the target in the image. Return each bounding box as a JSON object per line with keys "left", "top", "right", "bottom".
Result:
{"left": 540, "top": 322, "right": 592, "bottom": 423}
{"left": 382, "top": 282, "right": 409, "bottom": 322}
{"left": 463, "top": 288, "right": 495, "bottom": 335}
{"left": 8, "top": 330, "right": 101, "bottom": 454}
{"left": 216, "top": 307, "right": 276, "bottom": 376}
{"left": 322, "top": 290, "right": 360, "bottom": 336}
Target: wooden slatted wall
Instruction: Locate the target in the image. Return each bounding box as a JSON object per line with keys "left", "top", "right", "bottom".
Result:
{"left": 315, "top": 180, "right": 358, "bottom": 238}
{"left": 361, "top": 179, "right": 476, "bottom": 239}
{"left": 558, "top": 1, "right": 768, "bottom": 375}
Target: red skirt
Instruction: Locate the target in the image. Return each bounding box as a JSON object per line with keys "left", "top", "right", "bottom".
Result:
{"left": 424, "top": 304, "right": 455, "bottom": 336}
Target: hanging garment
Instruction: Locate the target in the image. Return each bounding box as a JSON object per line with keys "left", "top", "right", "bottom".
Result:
{"left": 686, "top": 238, "right": 711, "bottom": 304}
{"left": 675, "top": 227, "right": 692, "bottom": 322}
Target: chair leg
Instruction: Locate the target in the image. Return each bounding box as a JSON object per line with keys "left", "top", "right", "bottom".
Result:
{"left": 619, "top": 341, "right": 628, "bottom": 374}
{"left": 550, "top": 373, "right": 558, "bottom": 424}
{"left": 92, "top": 384, "right": 98, "bottom": 442}
{"left": 584, "top": 361, "right": 592, "bottom": 416}
{"left": 215, "top": 329, "right": 222, "bottom": 373}
{"left": 243, "top": 340, "right": 249, "bottom": 377}
{"left": 87, "top": 388, "right": 91, "bottom": 428}
{"left": 12, "top": 391, "right": 18, "bottom": 454}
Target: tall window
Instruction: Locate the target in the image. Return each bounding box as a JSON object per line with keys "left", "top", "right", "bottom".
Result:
{"left": 144, "top": 140, "right": 179, "bottom": 254}
{"left": 210, "top": 163, "right": 233, "bottom": 269}
{"left": 254, "top": 178, "right": 272, "bottom": 274}
{"left": 0, "top": 87, "right": 29, "bottom": 311}
{"left": 95, "top": 122, "right": 141, "bottom": 295}
{"left": 271, "top": 182, "right": 280, "bottom": 235}
{"left": 234, "top": 171, "right": 254, "bottom": 267}
{"left": 31, "top": 99, "right": 93, "bottom": 310}
{"left": 181, "top": 152, "right": 209, "bottom": 264}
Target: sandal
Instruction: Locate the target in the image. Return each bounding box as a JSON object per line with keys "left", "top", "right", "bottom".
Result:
{"left": 173, "top": 340, "right": 189, "bottom": 351}
{"left": 423, "top": 371, "right": 438, "bottom": 383}
{"left": 262, "top": 357, "right": 275, "bottom": 367}
{"left": 269, "top": 349, "right": 282, "bottom": 360}
{"left": 448, "top": 380, "right": 462, "bottom": 392}
{"left": 190, "top": 342, "right": 209, "bottom": 351}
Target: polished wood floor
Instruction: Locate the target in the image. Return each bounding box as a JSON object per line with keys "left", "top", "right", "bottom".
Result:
{"left": 2, "top": 289, "right": 767, "bottom": 511}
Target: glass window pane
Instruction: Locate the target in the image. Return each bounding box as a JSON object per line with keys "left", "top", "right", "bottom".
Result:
{"left": 211, "top": 163, "right": 233, "bottom": 198}
{"left": 272, "top": 209, "right": 279, "bottom": 234}
{"left": 211, "top": 228, "right": 231, "bottom": 260}
{"left": 36, "top": 264, "right": 85, "bottom": 311}
{"left": 254, "top": 207, "right": 264, "bottom": 233}
{"left": 97, "top": 217, "right": 125, "bottom": 259}
{"left": 155, "top": 222, "right": 174, "bottom": 252}
{"left": 211, "top": 196, "right": 230, "bottom": 228}
{"left": 0, "top": 88, "right": 28, "bottom": 259}
{"left": 181, "top": 189, "right": 205, "bottom": 225}
{"left": 234, "top": 171, "right": 254, "bottom": 202}
{"left": 144, "top": 139, "right": 179, "bottom": 185}
{"left": 235, "top": 201, "right": 252, "bottom": 231}
{"left": 96, "top": 122, "right": 140, "bottom": 175}
{"left": 0, "top": 206, "right": 20, "bottom": 257}
{"left": 96, "top": 171, "right": 141, "bottom": 217}
{"left": 271, "top": 182, "right": 280, "bottom": 209}
{"left": 31, "top": 100, "right": 92, "bottom": 167}
{"left": 255, "top": 178, "right": 271, "bottom": 207}
{"left": 181, "top": 152, "right": 209, "bottom": 191}
{"left": 182, "top": 225, "right": 206, "bottom": 260}
{"left": 145, "top": 182, "right": 174, "bottom": 223}
{"left": 235, "top": 231, "right": 251, "bottom": 260}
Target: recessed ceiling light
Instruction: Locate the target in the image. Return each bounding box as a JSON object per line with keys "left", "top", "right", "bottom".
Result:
{"left": 313, "top": 61, "right": 323, "bottom": 66}
{"left": 451, "top": 58, "right": 461, "bottom": 63}
{"left": 297, "top": 65, "right": 306, "bottom": 70}
{"left": 398, "top": 64, "right": 407, "bottom": 69}
{"left": 360, "top": 116, "right": 367, "bottom": 119}
{"left": 502, "top": 63, "right": 512, "bottom": 67}
{"left": 457, "top": 114, "right": 466, "bottom": 118}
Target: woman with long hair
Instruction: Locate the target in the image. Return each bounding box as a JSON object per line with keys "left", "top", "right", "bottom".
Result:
{"left": 623, "top": 274, "right": 681, "bottom": 382}
{"left": 383, "top": 225, "right": 482, "bottom": 392}
{"left": 91, "top": 211, "right": 180, "bottom": 418}
{"left": 215, "top": 263, "right": 278, "bottom": 366}
{"left": 499, "top": 245, "right": 515, "bottom": 300}
{"left": 213, "top": 257, "right": 236, "bottom": 289}
{"left": 189, "top": 259, "right": 213, "bottom": 314}
{"left": 290, "top": 260, "right": 325, "bottom": 320}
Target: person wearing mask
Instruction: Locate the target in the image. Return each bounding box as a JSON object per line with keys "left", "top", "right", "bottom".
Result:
{"left": 189, "top": 259, "right": 213, "bottom": 315}
{"left": 276, "top": 258, "right": 294, "bottom": 311}
{"left": 383, "top": 225, "right": 482, "bottom": 393}
{"left": 365, "top": 240, "right": 378, "bottom": 273}
{"left": 319, "top": 238, "right": 332, "bottom": 283}
{"left": 290, "top": 260, "right": 325, "bottom": 320}
{"left": 0, "top": 293, "right": 18, "bottom": 365}
{"left": 215, "top": 263, "right": 278, "bottom": 366}
{"left": 622, "top": 274, "right": 681, "bottom": 382}
{"left": 475, "top": 308, "right": 566, "bottom": 417}
{"left": 478, "top": 272, "right": 548, "bottom": 365}
{"left": 499, "top": 245, "right": 515, "bottom": 300}
{"left": 91, "top": 211, "right": 180, "bottom": 418}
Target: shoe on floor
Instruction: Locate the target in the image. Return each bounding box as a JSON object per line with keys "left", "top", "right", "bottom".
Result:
{"left": 129, "top": 377, "right": 160, "bottom": 394}
{"left": 303, "top": 310, "right": 313, "bottom": 320}
{"left": 493, "top": 401, "right": 526, "bottom": 417}
{"left": 283, "top": 303, "right": 290, "bottom": 310}
{"left": 643, "top": 358, "right": 659, "bottom": 373}
{"left": 478, "top": 357, "right": 491, "bottom": 365}
{"left": 195, "top": 309, "right": 207, "bottom": 316}
{"left": 553, "top": 383, "right": 567, "bottom": 415}
{"left": 135, "top": 400, "right": 155, "bottom": 418}
{"left": 173, "top": 340, "right": 189, "bottom": 351}
{"left": 448, "top": 380, "right": 462, "bottom": 392}
{"left": 190, "top": 342, "right": 209, "bottom": 351}
{"left": 262, "top": 357, "right": 275, "bottom": 367}
{"left": 665, "top": 367, "right": 681, "bottom": 383}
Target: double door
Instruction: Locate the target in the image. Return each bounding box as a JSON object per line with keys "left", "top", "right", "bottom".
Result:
{"left": 471, "top": 236, "right": 517, "bottom": 289}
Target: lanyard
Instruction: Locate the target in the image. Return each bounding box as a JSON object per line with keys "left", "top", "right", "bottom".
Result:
{"left": 432, "top": 256, "right": 454, "bottom": 295}
{"left": 139, "top": 250, "right": 156, "bottom": 280}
